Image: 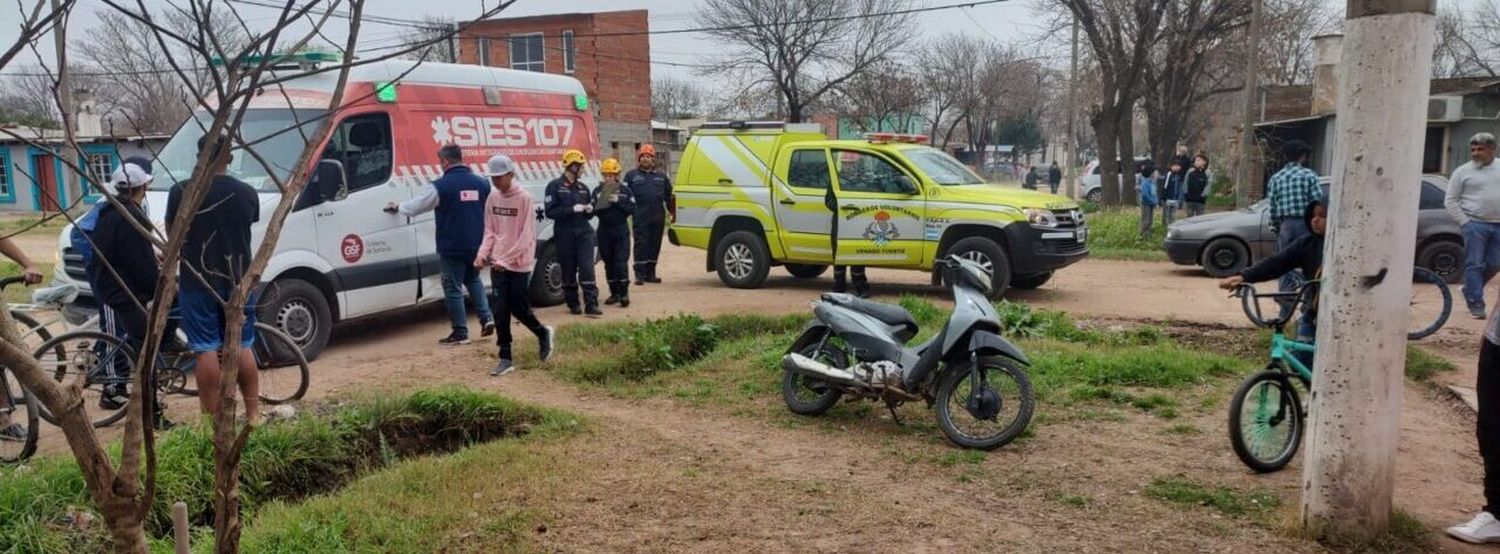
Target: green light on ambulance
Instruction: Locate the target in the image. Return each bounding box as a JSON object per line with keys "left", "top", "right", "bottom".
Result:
{"left": 575, "top": 94, "right": 589, "bottom": 111}
{"left": 375, "top": 81, "right": 398, "bottom": 103}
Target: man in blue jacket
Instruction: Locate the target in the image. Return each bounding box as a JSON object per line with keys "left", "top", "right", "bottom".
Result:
{"left": 387, "top": 144, "right": 494, "bottom": 345}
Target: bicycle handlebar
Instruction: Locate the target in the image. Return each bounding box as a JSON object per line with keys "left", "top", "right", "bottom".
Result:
{"left": 0, "top": 276, "right": 30, "bottom": 291}
{"left": 1232, "top": 281, "right": 1316, "bottom": 329}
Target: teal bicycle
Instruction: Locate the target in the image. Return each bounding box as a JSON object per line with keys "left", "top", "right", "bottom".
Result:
{"left": 1227, "top": 281, "right": 1317, "bottom": 473}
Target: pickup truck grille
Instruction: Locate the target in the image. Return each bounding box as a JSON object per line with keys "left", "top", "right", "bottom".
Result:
{"left": 1052, "top": 209, "right": 1085, "bottom": 228}
{"left": 62, "top": 247, "right": 87, "bottom": 281}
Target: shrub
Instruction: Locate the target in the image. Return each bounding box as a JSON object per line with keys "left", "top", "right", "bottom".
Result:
{"left": 618, "top": 315, "right": 720, "bottom": 380}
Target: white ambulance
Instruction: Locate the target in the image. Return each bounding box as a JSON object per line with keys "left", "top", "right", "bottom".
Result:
{"left": 55, "top": 58, "right": 601, "bottom": 360}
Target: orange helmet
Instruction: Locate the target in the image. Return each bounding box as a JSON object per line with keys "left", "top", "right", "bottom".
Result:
{"left": 637, "top": 144, "right": 657, "bottom": 158}
{"left": 601, "top": 158, "right": 622, "bottom": 174}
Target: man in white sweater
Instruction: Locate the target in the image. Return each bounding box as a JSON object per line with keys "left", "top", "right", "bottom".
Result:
{"left": 1446, "top": 132, "right": 1500, "bottom": 318}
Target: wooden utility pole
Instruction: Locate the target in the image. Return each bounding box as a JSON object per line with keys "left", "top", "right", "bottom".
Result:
{"left": 1301, "top": 0, "right": 1436, "bottom": 543}
{"left": 1234, "top": 0, "right": 1262, "bottom": 209}
{"left": 51, "top": 0, "right": 82, "bottom": 209}
{"left": 1066, "top": 16, "right": 1079, "bottom": 200}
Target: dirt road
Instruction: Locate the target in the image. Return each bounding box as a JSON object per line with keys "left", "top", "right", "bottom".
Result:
{"left": 25, "top": 242, "right": 1494, "bottom": 551}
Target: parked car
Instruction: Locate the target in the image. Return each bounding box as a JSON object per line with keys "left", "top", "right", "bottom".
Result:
{"left": 1080, "top": 157, "right": 1151, "bottom": 203}
{"left": 1161, "top": 176, "right": 1462, "bottom": 282}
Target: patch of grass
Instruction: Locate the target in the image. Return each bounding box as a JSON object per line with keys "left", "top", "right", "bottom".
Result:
{"left": 557, "top": 314, "right": 721, "bottom": 384}
{"left": 1089, "top": 248, "right": 1170, "bottom": 262}
{"left": 1066, "top": 385, "right": 1181, "bottom": 417}
{"left": 1282, "top": 508, "right": 1433, "bottom": 553}
{"left": 0, "top": 214, "right": 69, "bottom": 235}
{"left": 1144, "top": 477, "right": 1281, "bottom": 519}
{"left": 1405, "top": 345, "right": 1456, "bottom": 382}
{"left": 898, "top": 294, "right": 945, "bottom": 327}
{"left": 1074, "top": 408, "right": 1127, "bottom": 423}
{"left": 933, "top": 450, "right": 987, "bottom": 468}
{"left": 1047, "top": 491, "right": 1092, "bottom": 508}
{"left": 1164, "top": 424, "right": 1200, "bottom": 435}
{"left": 1084, "top": 207, "right": 1166, "bottom": 255}
{"left": 1029, "top": 340, "right": 1251, "bottom": 398}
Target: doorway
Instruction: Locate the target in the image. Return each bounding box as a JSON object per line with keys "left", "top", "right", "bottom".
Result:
{"left": 31, "top": 154, "right": 59, "bottom": 212}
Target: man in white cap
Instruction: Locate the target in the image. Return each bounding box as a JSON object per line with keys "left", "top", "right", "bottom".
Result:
{"left": 474, "top": 154, "right": 553, "bottom": 376}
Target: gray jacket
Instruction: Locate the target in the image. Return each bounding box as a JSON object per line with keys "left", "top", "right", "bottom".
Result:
{"left": 1445, "top": 160, "right": 1500, "bottom": 226}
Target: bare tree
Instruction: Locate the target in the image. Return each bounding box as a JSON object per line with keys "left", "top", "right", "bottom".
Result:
{"left": 397, "top": 16, "right": 457, "bottom": 64}
{"left": 1433, "top": 0, "right": 1499, "bottom": 78}
{"left": 697, "top": 0, "right": 916, "bottom": 123}
{"left": 1142, "top": 0, "right": 1250, "bottom": 167}
{"left": 916, "top": 33, "right": 985, "bottom": 149}
{"left": 830, "top": 59, "right": 923, "bottom": 134}
{"left": 1260, "top": 0, "right": 1338, "bottom": 85}
{"left": 651, "top": 74, "right": 705, "bottom": 120}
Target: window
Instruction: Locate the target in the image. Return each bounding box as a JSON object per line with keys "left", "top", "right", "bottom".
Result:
{"left": 477, "top": 37, "right": 490, "bottom": 66}
{"left": 86, "top": 153, "right": 114, "bottom": 191}
{"left": 0, "top": 153, "right": 11, "bottom": 199}
{"left": 1420, "top": 181, "right": 1446, "bottom": 210}
{"left": 787, "top": 150, "right": 830, "bottom": 190}
{"left": 562, "top": 30, "right": 575, "bottom": 73}
{"left": 833, "top": 150, "right": 911, "bottom": 194}
{"left": 509, "top": 33, "right": 544, "bottom": 72}
{"left": 322, "top": 113, "right": 393, "bottom": 193}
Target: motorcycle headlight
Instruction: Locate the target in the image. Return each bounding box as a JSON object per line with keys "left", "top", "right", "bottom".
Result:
{"left": 1024, "top": 208, "right": 1058, "bottom": 228}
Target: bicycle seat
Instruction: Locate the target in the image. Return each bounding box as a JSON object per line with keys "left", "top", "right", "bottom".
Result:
{"left": 32, "top": 283, "right": 79, "bottom": 307}
{"left": 820, "top": 292, "right": 919, "bottom": 337}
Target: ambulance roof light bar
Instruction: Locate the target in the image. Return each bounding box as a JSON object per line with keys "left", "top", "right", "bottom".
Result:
{"left": 865, "top": 132, "right": 929, "bottom": 144}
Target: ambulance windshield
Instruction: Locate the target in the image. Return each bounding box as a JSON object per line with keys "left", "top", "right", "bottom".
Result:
{"left": 904, "top": 148, "right": 985, "bottom": 186}
{"left": 150, "top": 108, "right": 327, "bottom": 192}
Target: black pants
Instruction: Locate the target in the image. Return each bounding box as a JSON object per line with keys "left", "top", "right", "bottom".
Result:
{"left": 833, "top": 266, "right": 867, "bottom": 289}
{"left": 489, "top": 270, "right": 547, "bottom": 359}
{"left": 1481, "top": 339, "right": 1500, "bottom": 513}
{"left": 105, "top": 301, "right": 172, "bottom": 414}
{"left": 557, "top": 229, "right": 599, "bottom": 309}
{"left": 599, "top": 224, "right": 631, "bottom": 298}
{"left": 633, "top": 217, "right": 665, "bottom": 280}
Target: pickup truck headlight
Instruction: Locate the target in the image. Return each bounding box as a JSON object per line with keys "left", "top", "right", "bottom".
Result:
{"left": 1024, "top": 208, "right": 1058, "bottom": 228}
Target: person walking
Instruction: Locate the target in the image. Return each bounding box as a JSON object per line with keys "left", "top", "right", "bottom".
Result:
{"left": 1137, "top": 161, "right": 1159, "bottom": 239}
{"left": 1185, "top": 154, "right": 1211, "bottom": 217}
{"left": 626, "top": 144, "right": 671, "bottom": 285}
{"left": 474, "top": 154, "right": 555, "bottom": 377}
{"left": 1161, "top": 159, "right": 1186, "bottom": 227}
{"left": 1263, "top": 140, "right": 1322, "bottom": 304}
{"left": 1449, "top": 293, "right": 1500, "bottom": 544}
{"left": 1446, "top": 132, "right": 1500, "bottom": 319}
{"left": 1047, "top": 161, "right": 1063, "bottom": 195}
{"left": 545, "top": 149, "right": 602, "bottom": 316}
{"left": 594, "top": 158, "right": 636, "bottom": 307}
{"left": 165, "top": 135, "right": 261, "bottom": 421}
{"left": 388, "top": 144, "right": 494, "bottom": 344}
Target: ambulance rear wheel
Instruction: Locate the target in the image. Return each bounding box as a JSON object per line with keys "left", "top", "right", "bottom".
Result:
{"left": 785, "top": 264, "right": 828, "bottom": 279}
{"left": 716, "top": 231, "right": 771, "bottom": 289}
{"left": 530, "top": 244, "right": 566, "bottom": 307}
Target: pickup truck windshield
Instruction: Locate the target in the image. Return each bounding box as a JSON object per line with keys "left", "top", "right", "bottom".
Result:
{"left": 150, "top": 108, "right": 327, "bottom": 192}
{"left": 904, "top": 148, "right": 986, "bottom": 186}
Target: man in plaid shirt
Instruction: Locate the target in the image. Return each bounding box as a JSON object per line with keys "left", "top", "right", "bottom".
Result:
{"left": 1264, "top": 140, "right": 1323, "bottom": 306}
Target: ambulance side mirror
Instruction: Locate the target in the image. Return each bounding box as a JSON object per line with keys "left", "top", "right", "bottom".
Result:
{"left": 312, "top": 159, "right": 349, "bottom": 203}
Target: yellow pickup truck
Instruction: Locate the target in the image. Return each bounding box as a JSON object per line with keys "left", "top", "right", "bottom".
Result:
{"left": 666, "top": 122, "right": 1089, "bottom": 298}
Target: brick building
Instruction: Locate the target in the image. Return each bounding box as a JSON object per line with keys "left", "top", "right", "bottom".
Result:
{"left": 457, "top": 10, "right": 652, "bottom": 165}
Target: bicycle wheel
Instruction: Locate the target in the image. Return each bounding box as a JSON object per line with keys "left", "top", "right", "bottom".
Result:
{"left": 1408, "top": 266, "right": 1452, "bottom": 340}
{"left": 252, "top": 323, "right": 309, "bottom": 404}
{"left": 0, "top": 366, "right": 39, "bottom": 464}
{"left": 33, "top": 331, "right": 135, "bottom": 428}
{"left": 1228, "top": 369, "right": 1304, "bottom": 473}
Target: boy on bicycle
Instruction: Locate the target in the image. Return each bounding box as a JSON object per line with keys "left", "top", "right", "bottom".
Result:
{"left": 1219, "top": 199, "right": 1327, "bottom": 365}
{"left": 0, "top": 237, "right": 44, "bottom": 442}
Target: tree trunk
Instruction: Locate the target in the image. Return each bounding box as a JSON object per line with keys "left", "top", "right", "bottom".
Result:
{"left": 1116, "top": 103, "right": 1138, "bottom": 204}
{"left": 1093, "top": 105, "right": 1121, "bottom": 205}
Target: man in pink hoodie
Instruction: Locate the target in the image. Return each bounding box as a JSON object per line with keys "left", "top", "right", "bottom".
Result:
{"left": 475, "top": 154, "right": 555, "bottom": 377}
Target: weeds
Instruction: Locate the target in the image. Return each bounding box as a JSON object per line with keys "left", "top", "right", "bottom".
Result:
{"left": 1144, "top": 477, "right": 1281, "bottom": 519}
{"left": 1085, "top": 208, "right": 1167, "bottom": 257}
{"left": 1405, "top": 345, "right": 1456, "bottom": 382}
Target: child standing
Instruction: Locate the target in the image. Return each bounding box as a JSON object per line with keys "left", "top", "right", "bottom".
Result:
{"left": 593, "top": 158, "right": 636, "bottom": 307}
{"left": 475, "top": 154, "right": 555, "bottom": 377}
{"left": 1162, "top": 160, "right": 1186, "bottom": 227}
{"left": 1137, "top": 162, "right": 1159, "bottom": 239}
{"left": 1185, "top": 154, "right": 1211, "bottom": 217}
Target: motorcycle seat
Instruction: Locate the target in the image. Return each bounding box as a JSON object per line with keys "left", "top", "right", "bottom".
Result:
{"left": 820, "top": 293, "right": 918, "bottom": 334}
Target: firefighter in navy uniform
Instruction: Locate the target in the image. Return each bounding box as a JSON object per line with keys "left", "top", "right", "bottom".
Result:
{"left": 593, "top": 158, "right": 636, "bottom": 307}
{"left": 626, "top": 144, "right": 672, "bottom": 285}
{"left": 825, "top": 183, "right": 869, "bottom": 297}
{"left": 544, "top": 150, "right": 602, "bottom": 316}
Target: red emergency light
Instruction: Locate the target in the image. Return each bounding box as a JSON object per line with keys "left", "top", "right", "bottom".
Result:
{"left": 865, "top": 132, "right": 929, "bottom": 144}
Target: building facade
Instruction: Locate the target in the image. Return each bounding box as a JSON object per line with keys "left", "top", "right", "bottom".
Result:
{"left": 457, "top": 10, "right": 652, "bottom": 167}
{"left": 0, "top": 132, "right": 166, "bottom": 213}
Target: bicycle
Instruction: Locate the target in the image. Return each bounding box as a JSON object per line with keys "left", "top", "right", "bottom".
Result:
{"left": 1283, "top": 266, "right": 1451, "bottom": 340}
{"left": 1227, "top": 281, "right": 1316, "bottom": 473}
{"left": 1, "top": 276, "right": 67, "bottom": 463}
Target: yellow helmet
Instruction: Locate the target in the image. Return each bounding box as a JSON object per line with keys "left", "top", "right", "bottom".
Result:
{"left": 561, "top": 149, "right": 587, "bottom": 166}
{"left": 601, "top": 158, "right": 622, "bottom": 174}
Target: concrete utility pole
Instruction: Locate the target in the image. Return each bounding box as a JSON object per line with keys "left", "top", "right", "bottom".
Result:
{"left": 1066, "top": 16, "right": 1079, "bottom": 200}
{"left": 51, "top": 0, "right": 82, "bottom": 210}
{"left": 1301, "top": 0, "right": 1436, "bottom": 543}
{"left": 1234, "top": 0, "right": 1262, "bottom": 209}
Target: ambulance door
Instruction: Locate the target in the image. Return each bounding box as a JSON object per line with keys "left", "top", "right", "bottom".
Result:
{"left": 770, "top": 147, "right": 835, "bottom": 263}
{"left": 828, "top": 149, "right": 926, "bottom": 267}
{"left": 313, "top": 112, "right": 420, "bottom": 318}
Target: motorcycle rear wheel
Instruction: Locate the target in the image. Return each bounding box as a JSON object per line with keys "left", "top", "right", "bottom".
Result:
{"left": 782, "top": 341, "right": 847, "bottom": 416}
{"left": 935, "top": 356, "right": 1034, "bottom": 450}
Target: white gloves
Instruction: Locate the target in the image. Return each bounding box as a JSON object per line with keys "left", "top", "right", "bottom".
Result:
{"left": 573, "top": 204, "right": 587, "bottom": 213}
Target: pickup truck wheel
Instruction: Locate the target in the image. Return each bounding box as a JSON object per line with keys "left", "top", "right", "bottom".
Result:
{"left": 785, "top": 264, "right": 828, "bottom": 279}
{"left": 1010, "top": 272, "right": 1053, "bottom": 290}
{"left": 716, "top": 230, "right": 771, "bottom": 289}
{"left": 260, "top": 278, "right": 331, "bottom": 362}
{"left": 1200, "top": 237, "right": 1249, "bottom": 278}
{"left": 946, "top": 237, "right": 1012, "bottom": 299}
{"left": 529, "top": 244, "right": 565, "bottom": 307}
{"left": 1417, "top": 239, "right": 1464, "bottom": 284}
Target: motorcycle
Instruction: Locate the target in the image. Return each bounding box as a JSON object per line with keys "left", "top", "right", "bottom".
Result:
{"left": 780, "top": 255, "right": 1036, "bottom": 450}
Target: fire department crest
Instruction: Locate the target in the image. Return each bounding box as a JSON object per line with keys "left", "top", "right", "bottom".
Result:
{"left": 863, "top": 211, "right": 900, "bottom": 246}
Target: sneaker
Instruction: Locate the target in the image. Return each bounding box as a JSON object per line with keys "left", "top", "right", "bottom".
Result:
{"left": 620, "top": 296, "right": 630, "bottom": 308}
{"left": 538, "top": 326, "right": 555, "bottom": 362}
{"left": 438, "top": 332, "right": 471, "bottom": 346}
{"left": 1448, "top": 512, "right": 1500, "bottom": 543}
{"left": 1472, "top": 304, "right": 1488, "bottom": 320}
{"left": 585, "top": 305, "right": 604, "bottom": 316}
{"left": 0, "top": 423, "right": 26, "bottom": 442}
{"left": 481, "top": 321, "right": 496, "bottom": 338}
{"left": 635, "top": 278, "right": 646, "bottom": 286}
{"left": 568, "top": 305, "right": 583, "bottom": 315}
{"left": 647, "top": 277, "right": 663, "bottom": 284}
{"left": 99, "top": 391, "right": 128, "bottom": 411}
{"left": 491, "top": 359, "right": 516, "bottom": 377}
{"left": 604, "top": 295, "right": 619, "bottom": 306}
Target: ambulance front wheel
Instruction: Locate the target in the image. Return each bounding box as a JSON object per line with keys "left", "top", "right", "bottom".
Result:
{"left": 530, "top": 244, "right": 566, "bottom": 307}
{"left": 716, "top": 230, "right": 771, "bottom": 289}
{"left": 260, "top": 278, "right": 332, "bottom": 362}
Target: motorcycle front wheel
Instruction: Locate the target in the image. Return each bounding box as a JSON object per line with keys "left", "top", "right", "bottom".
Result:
{"left": 935, "top": 356, "right": 1035, "bottom": 450}
{"left": 781, "top": 340, "right": 847, "bottom": 416}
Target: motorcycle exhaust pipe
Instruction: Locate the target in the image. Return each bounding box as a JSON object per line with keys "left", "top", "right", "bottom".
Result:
{"left": 782, "top": 353, "right": 866, "bottom": 388}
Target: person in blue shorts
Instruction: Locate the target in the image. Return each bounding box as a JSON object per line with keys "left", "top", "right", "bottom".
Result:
{"left": 165, "top": 134, "right": 261, "bottom": 422}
